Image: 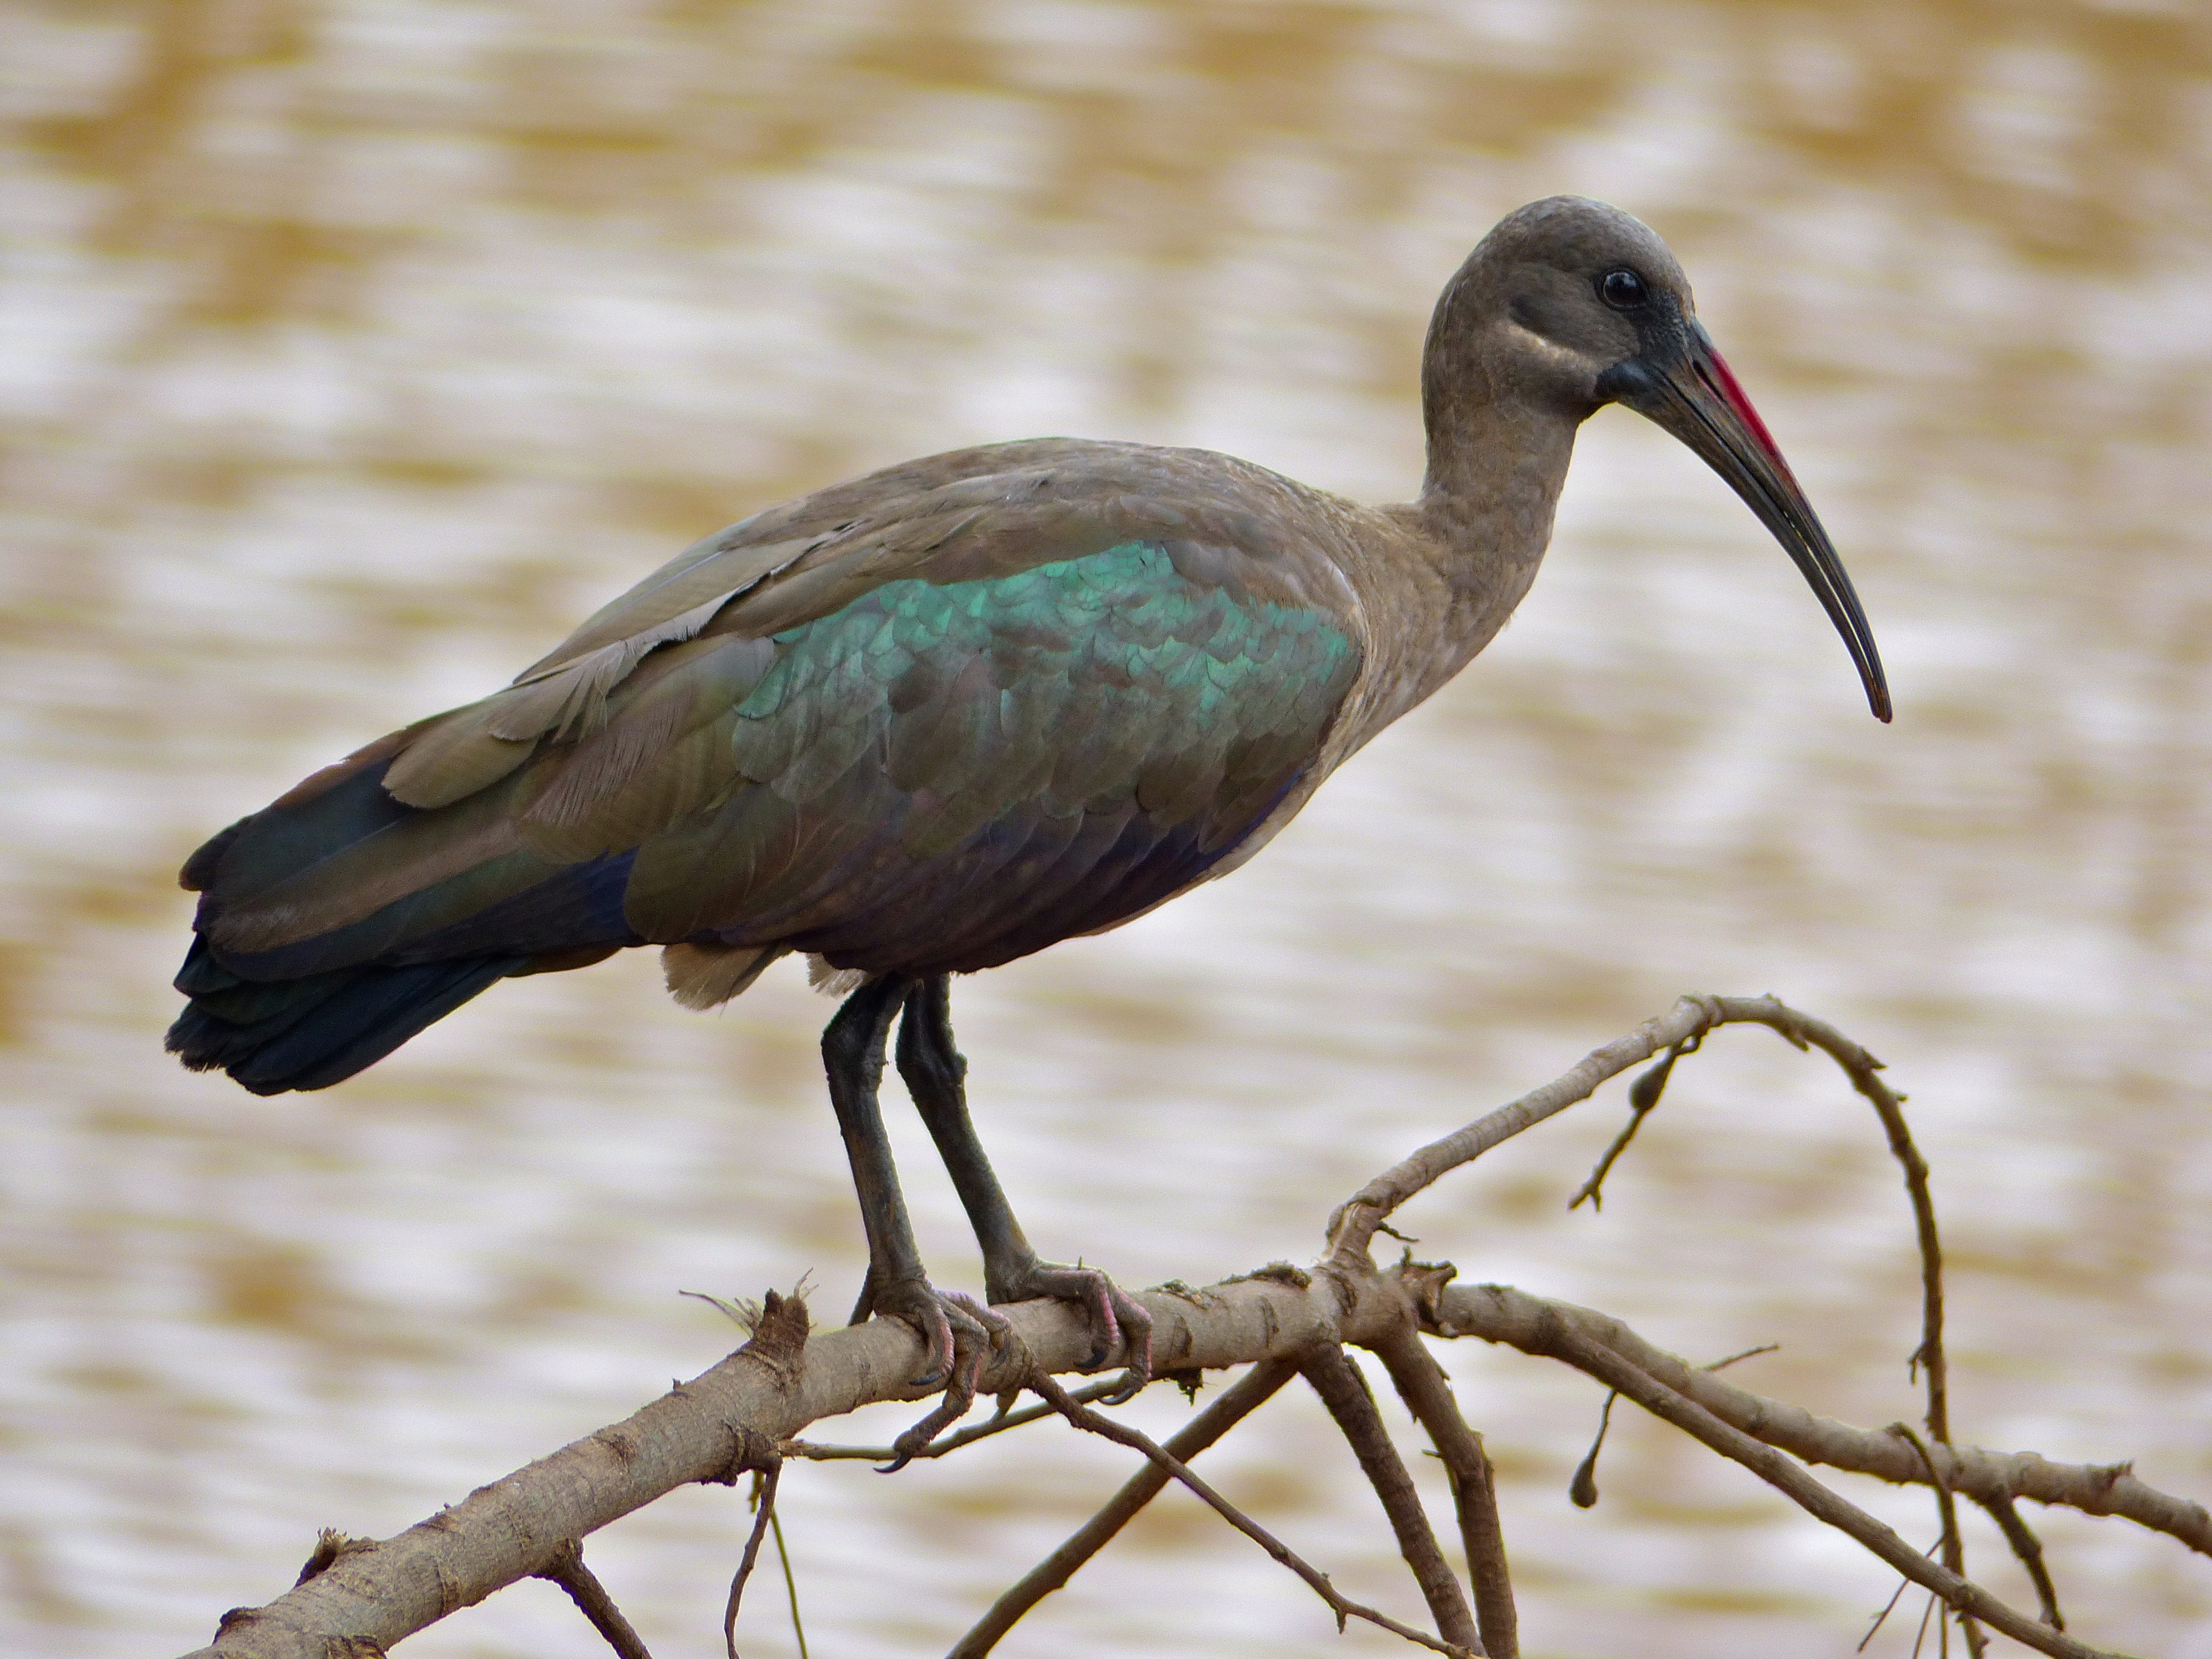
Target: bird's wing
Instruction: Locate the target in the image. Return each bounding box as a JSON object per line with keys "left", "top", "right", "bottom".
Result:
{"left": 376, "top": 439, "right": 1093, "bottom": 811}
{"left": 613, "top": 531, "right": 1360, "bottom": 977}
{"left": 185, "top": 445, "right": 1365, "bottom": 985}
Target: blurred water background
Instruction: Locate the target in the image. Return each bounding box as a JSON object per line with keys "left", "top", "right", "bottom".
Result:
{"left": 4, "top": 1, "right": 2210, "bottom": 1654}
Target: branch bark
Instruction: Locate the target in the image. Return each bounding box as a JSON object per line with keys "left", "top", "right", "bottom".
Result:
{"left": 535, "top": 1540, "right": 655, "bottom": 1659}
{"left": 181, "top": 1271, "right": 1368, "bottom": 1659}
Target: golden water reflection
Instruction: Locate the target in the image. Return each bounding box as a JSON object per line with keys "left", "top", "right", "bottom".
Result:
{"left": 3, "top": 2, "right": 2209, "bottom": 1654}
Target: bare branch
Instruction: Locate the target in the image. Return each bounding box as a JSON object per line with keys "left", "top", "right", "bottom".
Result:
{"left": 1431, "top": 1276, "right": 2212, "bottom": 1558}
{"left": 178, "top": 1274, "right": 1355, "bottom": 1659}
{"left": 1569, "top": 1035, "right": 1698, "bottom": 1211}
{"left": 1751, "top": 1002, "right": 1957, "bottom": 1453}
{"left": 770, "top": 1505, "right": 810, "bottom": 1659}
{"left": 1330, "top": 995, "right": 1725, "bottom": 1262}
{"left": 176, "top": 1000, "right": 2204, "bottom": 1659}
{"left": 534, "top": 1540, "right": 654, "bottom": 1659}
{"left": 180, "top": 1258, "right": 2204, "bottom": 1658}
{"left": 1567, "top": 1344, "right": 1774, "bottom": 1510}
{"left": 1023, "top": 1369, "right": 1477, "bottom": 1658}
{"left": 1533, "top": 1316, "right": 2126, "bottom": 1659}
{"left": 722, "top": 1465, "right": 781, "bottom": 1659}
{"left": 1857, "top": 1537, "right": 1939, "bottom": 1653}
{"left": 1332, "top": 997, "right": 1944, "bottom": 1284}
{"left": 1302, "top": 1344, "right": 1481, "bottom": 1652}
{"left": 1895, "top": 1422, "right": 1986, "bottom": 1658}
{"left": 785, "top": 1378, "right": 1130, "bottom": 1463}
{"left": 1977, "top": 1488, "right": 2065, "bottom": 1631}
{"left": 947, "top": 1358, "right": 1301, "bottom": 1658}
{"left": 1370, "top": 1322, "right": 1518, "bottom": 1659}
{"left": 1567, "top": 1391, "right": 1617, "bottom": 1510}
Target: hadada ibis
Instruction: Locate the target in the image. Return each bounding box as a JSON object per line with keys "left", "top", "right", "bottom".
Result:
{"left": 168, "top": 196, "right": 1888, "bottom": 1411}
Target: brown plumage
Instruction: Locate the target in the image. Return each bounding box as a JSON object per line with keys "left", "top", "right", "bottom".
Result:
{"left": 168, "top": 197, "right": 1888, "bottom": 1405}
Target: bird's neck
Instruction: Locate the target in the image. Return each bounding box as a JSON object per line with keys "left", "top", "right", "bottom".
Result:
{"left": 1408, "top": 392, "right": 1581, "bottom": 649}
{"left": 1333, "top": 395, "right": 1577, "bottom": 749}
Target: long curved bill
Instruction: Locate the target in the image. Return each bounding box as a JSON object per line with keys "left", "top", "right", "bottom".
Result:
{"left": 1604, "top": 321, "right": 1891, "bottom": 722}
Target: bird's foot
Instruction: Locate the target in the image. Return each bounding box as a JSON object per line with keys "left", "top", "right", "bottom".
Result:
{"left": 851, "top": 1276, "right": 1014, "bottom": 1470}
{"left": 992, "top": 1258, "right": 1154, "bottom": 1404}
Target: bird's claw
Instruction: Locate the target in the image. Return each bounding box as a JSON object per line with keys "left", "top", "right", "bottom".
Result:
{"left": 995, "top": 1259, "right": 1154, "bottom": 1399}
{"left": 855, "top": 1281, "right": 1012, "bottom": 1472}
{"left": 854, "top": 1259, "right": 1151, "bottom": 1468}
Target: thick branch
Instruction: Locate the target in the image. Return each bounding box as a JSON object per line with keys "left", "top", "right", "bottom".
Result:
{"left": 180, "top": 1272, "right": 1364, "bottom": 1659}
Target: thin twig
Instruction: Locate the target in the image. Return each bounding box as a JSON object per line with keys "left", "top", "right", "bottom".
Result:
{"left": 1569, "top": 1035, "right": 1698, "bottom": 1211}
{"left": 1568, "top": 1343, "right": 1773, "bottom": 1509}
{"left": 1302, "top": 1345, "right": 1481, "bottom": 1653}
{"left": 1708, "top": 1343, "right": 1781, "bottom": 1371}
{"left": 1024, "top": 1369, "right": 1477, "bottom": 1658}
{"left": 723, "top": 1465, "right": 782, "bottom": 1659}
{"left": 1860, "top": 1538, "right": 1941, "bottom": 1653}
{"left": 1568, "top": 1392, "right": 1616, "bottom": 1510}
{"left": 535, "top": 1540, "right": 655, "bottom": 1659}
{"left": 1371, "top": 1323, "right": 1518, "bottom": 1659}
{"left": 1759, "top": 1003, "right": 1955, "bottom": 1451}
{"left": 769, "top": 1505, "right": 808, "bottom": 1659}
{"left": 1896, "top": 1423, "right": 1986, "bottom": 1657}
{"left": 1329, "top": 996, "right": 1726, "bottom": 1263}
{"left": 947, "top": 1359, "right": 1301, "bottom": 1658}
{"left": 1914, "top": 1584, "right": 1941, "bottom": 1659}
{"left": 785, "top": 1378, "right": 1131, "bottom": 1462}
{"left": 1710, "top": 1006, "right": 1981, "bottom": 1641}
{"left": 1332, "top": 998, "right": 1934, "bottom": 1276}
{"left": 1976, "top": 1490, "right": 2064, "bottom": 1630}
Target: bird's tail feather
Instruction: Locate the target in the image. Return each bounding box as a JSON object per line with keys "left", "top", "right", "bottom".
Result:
{"left": 166, "top": 941, "right": 523, "bottom": 1095}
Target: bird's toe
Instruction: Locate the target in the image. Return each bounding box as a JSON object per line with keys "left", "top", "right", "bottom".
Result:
{"left": 863, "top": 1282, "right": 1011, "bottom": 1470}
{"left": 994, "top": 1259, "right": 1153, "bottom": 1396}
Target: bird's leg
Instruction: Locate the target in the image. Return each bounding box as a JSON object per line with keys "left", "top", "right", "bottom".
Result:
{"left": 822, "top": 973, "right": 1005, "bottom": 1402}
{"left": 896, "top": 975, "right": 1153, "bottom": 1391}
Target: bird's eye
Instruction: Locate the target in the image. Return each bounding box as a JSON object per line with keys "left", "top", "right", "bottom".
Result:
{"left": 1598, "top": 268, "right": 1648, "bottom": 310}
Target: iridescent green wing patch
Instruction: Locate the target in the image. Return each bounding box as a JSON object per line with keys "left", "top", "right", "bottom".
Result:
{"left": 618, "top": 540, "right": 1359, "bottom": 967}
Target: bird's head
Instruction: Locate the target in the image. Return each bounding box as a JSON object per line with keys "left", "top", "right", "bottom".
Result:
{"left": 1436, "top": 195, "right": 1890, "bottom": 723}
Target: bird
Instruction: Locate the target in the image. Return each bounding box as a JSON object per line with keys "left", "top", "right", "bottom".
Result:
{"left": 166, "top": 196, "right": 1888, "bottom": 1417}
